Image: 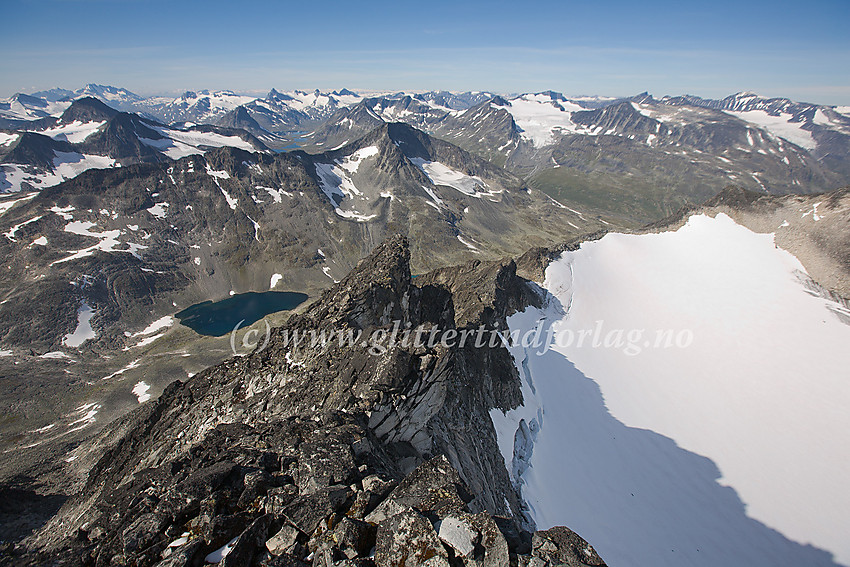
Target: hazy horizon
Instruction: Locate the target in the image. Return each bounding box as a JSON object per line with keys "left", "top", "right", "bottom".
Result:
{"left": 13, "top": 84, "right": 850, "bottom": 110}
{"left": 2, "top": 0, "right": 849, "bottom": 106}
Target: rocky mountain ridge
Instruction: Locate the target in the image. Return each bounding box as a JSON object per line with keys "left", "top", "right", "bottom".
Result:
{"left": 8, "top": 235, "right": 608, "bottom": 567}
{"left": 1, "top": 97, "right": 270, "bottom": 193}
{"left": 6, "top": 87, "right": 849, "bottom": 226}
{"left": 300, "top": 91, "right": 850, "bottom": 224}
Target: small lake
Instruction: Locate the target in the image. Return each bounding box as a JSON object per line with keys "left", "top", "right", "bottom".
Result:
{"left": 175, "top": 291, "right": 308, "bottom": 337}
{"left": 274, "top": 130, "right": 309, "bottom": 151}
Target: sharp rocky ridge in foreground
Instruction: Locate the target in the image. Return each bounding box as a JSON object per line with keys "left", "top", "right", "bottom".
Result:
{"left": 15, "top": 235, "right": 607, "bottom": 567}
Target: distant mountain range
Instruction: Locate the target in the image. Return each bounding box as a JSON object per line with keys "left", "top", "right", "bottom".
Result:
{"left": 3, "top": 85, "right": 849, "bottom": 224}
{"left": 0, "top": 96, "right": 269, "bottom": 193}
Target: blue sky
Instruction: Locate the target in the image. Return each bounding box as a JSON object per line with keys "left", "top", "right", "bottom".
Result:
{"left": 2, "top": 0, "right": 849, "bottom": 104}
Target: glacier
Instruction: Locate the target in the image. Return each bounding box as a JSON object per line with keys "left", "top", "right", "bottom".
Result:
{"left": 493, "top": 213, "right": 850, "bottom": 566}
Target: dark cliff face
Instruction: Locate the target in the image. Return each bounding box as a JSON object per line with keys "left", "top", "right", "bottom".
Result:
{"left": 0, "top": 132, "right": 75, "bottom": 168}
{"left": 57, "top": 98, "right": 119, "bottom": 125}
{"left": 18, "top": 235, "right": 605, "bottom": 567}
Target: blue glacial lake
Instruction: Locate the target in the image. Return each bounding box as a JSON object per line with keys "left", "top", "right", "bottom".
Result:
{"left": 175, "top": 291, "right": 308, "bottom": 337}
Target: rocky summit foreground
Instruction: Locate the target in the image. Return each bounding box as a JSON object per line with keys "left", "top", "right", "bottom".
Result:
{"left": 7, "top": 235, "right": 606, "bottom": 567}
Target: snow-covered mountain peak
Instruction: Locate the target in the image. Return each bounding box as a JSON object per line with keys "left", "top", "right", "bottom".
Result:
{"left": 0, "top": 93, "right": 71, "bottom": 121}
{"left": 156, "top": 90, "right": 259, "bottom": 125}
{"left": 731, "top": 90, "right": 761, "bottom": 100}
{"left": 76, "top": 84, "right": 143, "bottom": 103}
{"left": 28, "top": 87, "right": 76, "bottom": 102}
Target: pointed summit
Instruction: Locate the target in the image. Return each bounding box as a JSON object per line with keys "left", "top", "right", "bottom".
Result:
{"left": 215, "top": 105, "right": 266, "bottom": 137}
{"left": 303, "top": 234, "right": 413, "bottom": 329}
{"left": 267, "top": 88, "right": 293, "bottom": 102}
{"left": 59, "top": 96, "right": 118, "bottom": 124}
{"left": 630, "top": 91, "right": 654, "bottom": 104}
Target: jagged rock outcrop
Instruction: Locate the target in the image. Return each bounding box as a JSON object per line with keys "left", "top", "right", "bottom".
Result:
{"left": 7, "top": 235, "right": 606, "bottom": 567}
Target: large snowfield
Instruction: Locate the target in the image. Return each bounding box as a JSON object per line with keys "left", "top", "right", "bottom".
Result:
{"left": 492, "top": 213, "right": 850, "bottom": 566}
{"left": 500, "top": 94, "right": 589, "bottom": 147}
